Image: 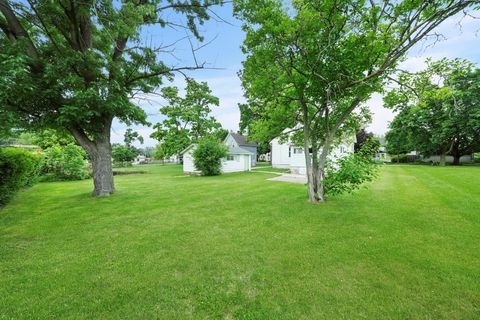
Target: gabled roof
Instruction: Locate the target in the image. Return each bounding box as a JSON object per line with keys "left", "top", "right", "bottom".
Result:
{"left": 180, "top": 143, "right": 253, "bottom": 156}
{"left": 228, "top": 146, "right": 254, "bottom": 155}
{"left": 229, "top": 132, "right": 258, "bottom": 147}
{"left": 180, "top": 144, "right": 196, "bottom": 155}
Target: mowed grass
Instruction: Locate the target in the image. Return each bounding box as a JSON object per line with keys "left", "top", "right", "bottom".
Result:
{"left": 1, "top": 165, "right": 479, "bottom": 319}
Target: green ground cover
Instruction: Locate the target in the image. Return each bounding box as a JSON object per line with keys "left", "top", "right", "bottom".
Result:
{"left": 1, "top": 164, "right": 479, "bottom": 319}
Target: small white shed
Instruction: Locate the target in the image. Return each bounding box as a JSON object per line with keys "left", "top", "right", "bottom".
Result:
{"left": 181, "top": 144, "right": 253, "bottom": 174}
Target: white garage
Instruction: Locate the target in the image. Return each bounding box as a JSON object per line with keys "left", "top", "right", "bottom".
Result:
{"left": 181, "top": 144, "right": 253, "bottom": 174}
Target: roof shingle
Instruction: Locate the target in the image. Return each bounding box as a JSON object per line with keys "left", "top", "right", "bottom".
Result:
{"left": 230, "top": 132, "right": 258, "bottom": 147}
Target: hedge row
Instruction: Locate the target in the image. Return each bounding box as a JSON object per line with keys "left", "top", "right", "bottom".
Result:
{"left": 0, "top": 148, "right": 43, "bottom": 206}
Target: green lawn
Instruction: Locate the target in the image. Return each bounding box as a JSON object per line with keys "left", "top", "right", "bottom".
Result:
{"left": 251, "top": 166, "right": 290, "bottom": 173}
{"left": 1, "top": 165, "right": 479, "bottom": 319}
{"left": 253, "top": 162, "right": 272, "bottom": 167}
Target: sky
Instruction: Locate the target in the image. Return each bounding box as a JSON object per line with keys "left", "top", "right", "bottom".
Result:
{"left": 112, "top": 3, "right": 480, "bottom": 148}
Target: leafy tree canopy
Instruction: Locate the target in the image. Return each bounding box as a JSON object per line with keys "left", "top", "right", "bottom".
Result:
{"left": 235, "top": 0, "right": 478, "bottom": 202}
{"left": 385, "top": 58, "right": 480, "bottom": 165}
{"left": 150, "top": 78, "right": 223, "bottom": 157}
{"left": 0, "top": 0, "right": 224, "bottom": 195}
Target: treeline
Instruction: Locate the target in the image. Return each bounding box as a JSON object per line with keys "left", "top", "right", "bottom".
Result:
{"left": 385, "top": 59, "right": 480, "bottom": 166}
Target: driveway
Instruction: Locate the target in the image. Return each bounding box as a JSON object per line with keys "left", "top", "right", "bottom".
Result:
{"left": 267, "top": 173, "right": 307, "bottom": 184}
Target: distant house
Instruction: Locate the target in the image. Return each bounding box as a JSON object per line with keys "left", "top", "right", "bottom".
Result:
{"left": 181, "top": 144, "right": 253, "bottom": 174}
{"left": 133, "top": 155, "right": 150, "bottom": 165}
{"left": 223, "top": 132, "right": 258, "bottom": 167}
{"left": 374, "top": 146, "right": 390, "bottom": 162}
{"left": 271, "top": 128, "right": 356, "bottom": 175}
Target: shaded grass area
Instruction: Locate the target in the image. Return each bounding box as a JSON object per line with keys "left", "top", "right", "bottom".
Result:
{"left": 1, "top": 165, "right": 479, "bottom": 319}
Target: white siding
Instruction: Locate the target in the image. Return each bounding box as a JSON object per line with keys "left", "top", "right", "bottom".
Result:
{"left": 224, "top": 134, "right": 237, "bottom": 148}
{"left": 182, "top": 145, "right": 251, "bottom": 174}
{"left": 290, "top": 147, "right": 305, "bottom": 166}
{"left": 222, "top": 154, "right": 251, "bottom": 173}
{"left": 270, "top": 133, "right": 356, "bottom": 175}
{"left": 330, "top": 143, "right": 355, "bottom": 160}
{"left": 271, "top": 138, "right": 291, "bottom": 168}
{"left": 183, "top": 148, "right": 199, "bottom": 173}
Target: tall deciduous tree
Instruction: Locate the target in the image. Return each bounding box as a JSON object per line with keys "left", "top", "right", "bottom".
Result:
{"left": 235, "top": 0, "right": 478, "bottom": 203}
{"left": 150, "top": 78, "right": 222, "bottom": 158}
{"left": 385, "top": 59, "right": 480, "bottom": 165}
{"left": 0, "top": 0, "right": 223, "bottom": 196}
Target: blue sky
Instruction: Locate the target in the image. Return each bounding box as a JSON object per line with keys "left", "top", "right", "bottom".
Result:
{"left": 112, "top": 3, "right": 480, "bottom": 147}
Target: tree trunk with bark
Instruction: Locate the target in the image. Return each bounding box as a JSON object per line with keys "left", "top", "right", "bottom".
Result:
{"left": 89, "top": 139, "right": 115, "bottom": 196}
{"left": 303, "top": 129, "right": 329, "bottom": 204}
{"left": 451, "top": 143, "right": 461, "bottom": 166}
{"left": 452, "top": 154, "right": 461, "bottom": 165}
{"left": 439, "top": 151, "right": 446, "bottom": 166}
{"left": 311, "top": 145, "right": 323, "bottom": 203}
{"left": 69, "top": 117, "right": 115, "bottom": 196}
{"left": 302, "top": 125, "right": 316, "bottom": 203}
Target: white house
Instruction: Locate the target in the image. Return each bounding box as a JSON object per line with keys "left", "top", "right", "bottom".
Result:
{"left": 181, "top": 144, "right": 253, "bottom": 174}
{"left": 271, "top": 129, "right": 356, "bottom": 175}
{"left": 223, "top": 132, "right": 258, "bottom": 166}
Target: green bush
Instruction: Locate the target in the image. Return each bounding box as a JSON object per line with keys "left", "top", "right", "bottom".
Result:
{"left": 389, "top": 154, "right": 420, "bottom": 163}
{"left": 112, "top": 144, "right": 138, "bottom": 167}
{"left": 324, "top": 141, "right": 379, "bottom": 196}
{"left": 192, "top": 138, "right": 228, "bottom": 176}
{"left": 474, "top": 153, "right": 480, "bottom": 163}
{"left": 0, "top": 147, "right": 43, "bottom": 205}
{"left": 43, "top": 144, "right": 89, "bottom": 181}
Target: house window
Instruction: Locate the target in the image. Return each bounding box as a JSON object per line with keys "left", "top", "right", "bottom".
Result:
{"left": 294, "top": 148, "right": 303, "bottom": 154}
{"left": 226, "top": 155, "right": 234, "bottom": 161}
{"left": 288, "top": 147, "right": 291, "bottom": 157}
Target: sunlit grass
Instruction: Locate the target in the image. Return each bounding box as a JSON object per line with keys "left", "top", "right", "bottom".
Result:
{"left": 1, "top": 164, "right": 479, "bottom": 319}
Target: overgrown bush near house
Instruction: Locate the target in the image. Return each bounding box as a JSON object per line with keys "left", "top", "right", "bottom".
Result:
{"left": 0, "top": 148, "right": 43, "bottom": 205}
{"left": 324, "top": 140, "right": 379, "bottom": 196}
{"left": 43, "top": 144, "right": 89, "bottom": 181}
{"left": 193, "top": 138, "right": 228, "bottom": 176}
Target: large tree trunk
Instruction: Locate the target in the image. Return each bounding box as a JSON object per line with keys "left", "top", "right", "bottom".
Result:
{"left": 439, "top": 152, "right": 446, "bottom": 166}
{"left": 69, "top": 117, "right": 115, "bottom": 196}
{"left": 311, "top": 143, "right": 327, "bottom": 203}
{"left": 303, "top": 135, "right": 316, "bottom": 203}
{"left": 300, "top": 101, "right": 317, "bottom": 203}
{"left": 90, "top": 139, "right": 115, "bottom": 196}
{"left": 451, "top": 143, "right": 461, "bottom": 166}
{"left": 452, "top": 154, "right": 461, "bottom": 165}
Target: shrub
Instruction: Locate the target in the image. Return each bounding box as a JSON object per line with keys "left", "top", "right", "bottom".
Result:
{"left": 192, "top": 138, "right": 228, "bottom": 176}
{"left": 0, "top": 147, "right": 43, "bottom": 205}
{"left": 43, "top": 144, "right": 89, "bottom": 181}
{"left": 324, "top": 140, "right": 379, "bottom": 196}
{"left": 474, "top": 153, "right": 480, "bottom": 163}
{"left": 390, "top": 154, "right": 409, "bottom": 163}
{"left": 112, "top": 144, "right": 138, "bottom": 167}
